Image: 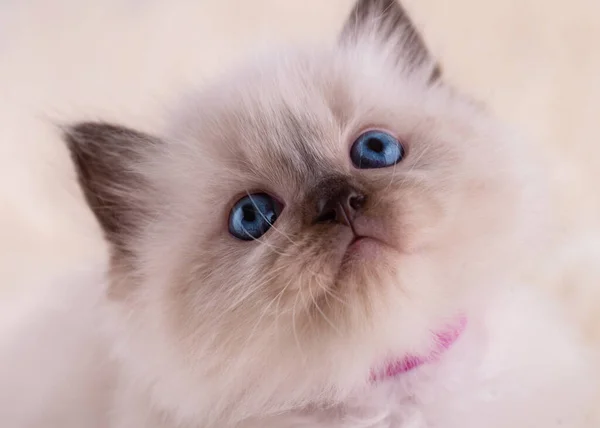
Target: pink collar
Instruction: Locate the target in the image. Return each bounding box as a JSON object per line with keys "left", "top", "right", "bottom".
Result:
{"left": 370, "top": 316, "right": 467, "bottom": 382}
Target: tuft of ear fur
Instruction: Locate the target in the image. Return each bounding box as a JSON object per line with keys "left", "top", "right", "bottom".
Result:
{"left": 340, "top": 0, "right": 441, "bottom": 82}
{"left": 63, "top": 122, "right": 160, "bottom": 254}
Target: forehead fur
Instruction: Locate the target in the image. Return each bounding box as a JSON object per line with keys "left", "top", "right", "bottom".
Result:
{"left": 160, "top": 48, "right": 470, "bottom": 206}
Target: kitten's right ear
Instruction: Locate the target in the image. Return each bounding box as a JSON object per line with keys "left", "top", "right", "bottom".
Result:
{"left": 339, "top": 0, "right": 441, "bottom": 83}
{"left": 63, "top": 122, "right": 160, "bottom": 254}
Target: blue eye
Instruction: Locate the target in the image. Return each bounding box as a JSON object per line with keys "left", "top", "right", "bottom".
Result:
{"left": 350, "top": 130, "right": 405, "bottom": 169}
{"left": 229, "top": 193, "right": 282, "bottom": 241}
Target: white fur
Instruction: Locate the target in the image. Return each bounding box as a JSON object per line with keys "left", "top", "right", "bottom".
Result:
{"left": 0, "top": 267, "right": 596, "bottom": 427}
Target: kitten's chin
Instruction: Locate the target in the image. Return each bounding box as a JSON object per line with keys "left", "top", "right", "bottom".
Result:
{"left": 345, "top": 236, "right": 386, "bottom": 258}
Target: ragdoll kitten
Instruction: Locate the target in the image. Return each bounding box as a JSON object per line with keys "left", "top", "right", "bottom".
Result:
{"left": 1, "top": 0, "right": 597, "bottom": 427}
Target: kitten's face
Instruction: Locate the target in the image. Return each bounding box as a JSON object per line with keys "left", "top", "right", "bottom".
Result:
{"left": 65, "top": 0, "right": 545, "bottom": 424}
{"left": 162, "top": 52, "right": 513, "bottom": 349}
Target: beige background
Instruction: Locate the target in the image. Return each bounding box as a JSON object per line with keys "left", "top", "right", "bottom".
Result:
{"left": 1, "top": 0, "right": 599, "bottom": 296}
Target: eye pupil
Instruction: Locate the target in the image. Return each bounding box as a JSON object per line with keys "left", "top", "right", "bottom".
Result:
{"left": 229, "top": 193, "right": 282, "bottom": 241}
{"left": 242, "top": 206, "right": 256, "bottom": 222}
{"left": 366, "top": 138, "right": 384, "bottom": 153}
{"left": 350, "top": 130, "right": 405, "bottom": 169}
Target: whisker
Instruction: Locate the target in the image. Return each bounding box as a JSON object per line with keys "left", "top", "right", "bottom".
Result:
{"left": 224, "top": 265, "right": 289, "bottom": 311}
{"left": 237, "top": 280, "right": 290, "bottom": 354}
{"left": 242, "top": 232, "right": 293, "bottom": 258}
{"left": 246, "top": 192, "right": 299, "bottom": 247}
{"left": 291, "top": 283, "right": 306, "bottom": 361}
{"left": 370, "top": 144, "right": 430, "bottom": 211}
{"left": 309, "top": 275, "right": 341, "bottom": 335}
{"left": 398, "top": 144, "right": 430, "bottom": 188}
{"left": 317, "top": 278, "right": 349, "bottom": 310}
{"left": 273, "top": 277, "right": 296, "bottom": 334}
{"left": 369, "top": 155, "right": 399, "bottom": 211}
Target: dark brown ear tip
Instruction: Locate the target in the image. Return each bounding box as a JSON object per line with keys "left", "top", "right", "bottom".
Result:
{"left": 62, "top": 122, "right": 105, "bottom": 157}
{"left": 63, "top": 121, "right": 138, "bottom": 146}
{"left": 62, "top": 122, "right": 107, "bottom": 174}
{"left": 341, "top": 0, "right": 440, "bottom": 82}
{"left": 352, "top": 0, "right": 401, "bottom": 13}
{"left": 345, "top": 0, "right": 408, "bottom": 28}
{"left": 61, "top": 120, "right": 159, "bottom": 251}
{"left": 429, "top": 64, "right": 443, "bottom": 83}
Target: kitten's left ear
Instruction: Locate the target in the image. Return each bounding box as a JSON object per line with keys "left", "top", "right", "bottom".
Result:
{"left": 339, "top": 0, "right": 441, "bottom": 83}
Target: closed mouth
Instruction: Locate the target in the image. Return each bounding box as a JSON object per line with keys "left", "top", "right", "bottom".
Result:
{"left": 349, "top": 235, "right": 367, "bottom": 247}
{"left": 340, "top": 236, "right": 379, "bottom": 264}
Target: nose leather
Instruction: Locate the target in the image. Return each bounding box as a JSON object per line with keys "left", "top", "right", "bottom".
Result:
{"left": 314, "top": 181, "right": 366, "bottom": 226}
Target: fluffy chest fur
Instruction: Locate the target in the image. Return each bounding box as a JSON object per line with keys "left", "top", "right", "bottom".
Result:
{"left": 0, "top": 269, "right": 595, "bottom": 428}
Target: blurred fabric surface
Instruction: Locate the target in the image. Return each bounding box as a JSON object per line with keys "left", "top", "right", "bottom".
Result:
{"left": 1, "top": 0, "right": 599, "bottom": 296}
